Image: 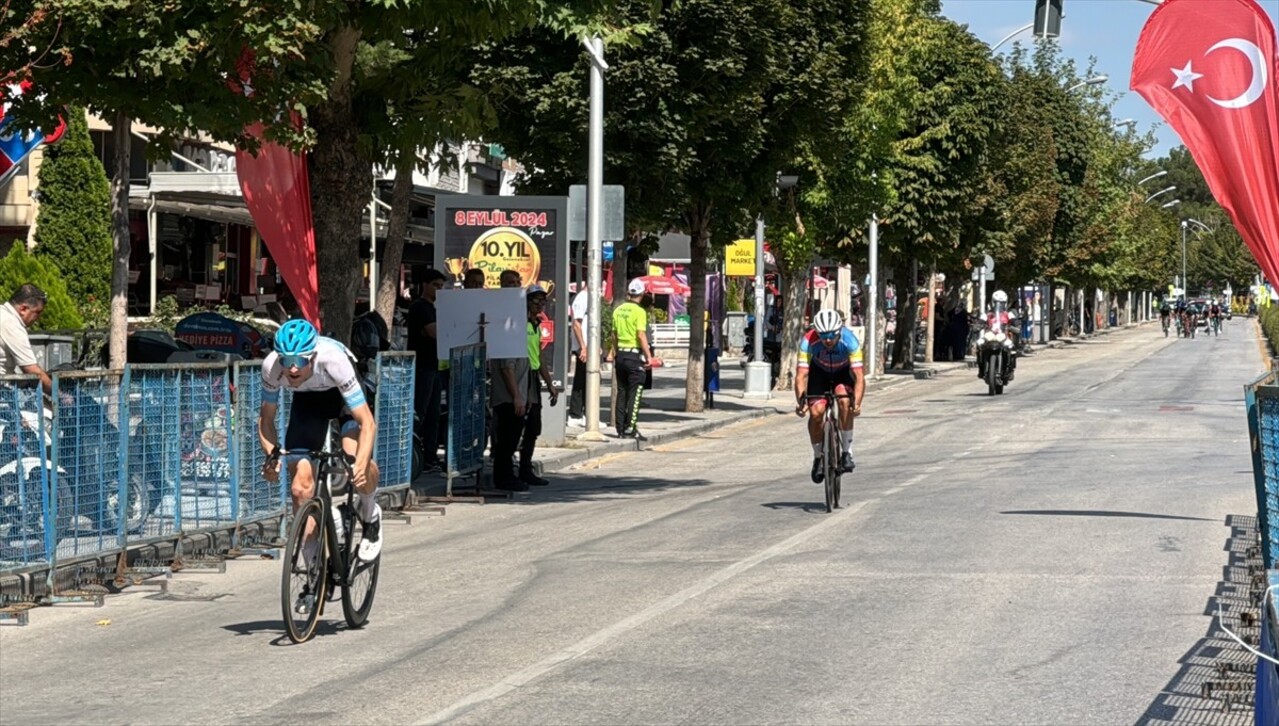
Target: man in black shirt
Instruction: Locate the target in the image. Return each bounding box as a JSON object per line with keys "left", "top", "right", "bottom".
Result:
{"left": 408, "top": 267, "right": 447, "bottom": 473}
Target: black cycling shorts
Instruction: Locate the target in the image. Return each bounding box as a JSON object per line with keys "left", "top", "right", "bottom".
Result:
{"left": 805, "top": 366, "right": 857, "bottom": 400}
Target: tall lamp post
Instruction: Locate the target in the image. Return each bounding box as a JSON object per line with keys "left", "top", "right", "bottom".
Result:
{"left": 582, "top": 36, "right": 608, "bottom": 440}
{"left": 745, "top": 173, "right": 798, "bottom": 398}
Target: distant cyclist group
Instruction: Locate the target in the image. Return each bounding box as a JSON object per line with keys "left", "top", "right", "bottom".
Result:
{"left": 1158, "top": 296, "right": 1228, "bottom": 338}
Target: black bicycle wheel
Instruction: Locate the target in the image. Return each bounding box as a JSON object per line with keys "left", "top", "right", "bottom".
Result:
{"left": 281, "top": 499, "right": 328, "bottom": 644}
{"left": 341, "top": 518, "right": 381, "bottom": 629}
{"left": 823, "top": 419, "right": 838, "bottom": 513}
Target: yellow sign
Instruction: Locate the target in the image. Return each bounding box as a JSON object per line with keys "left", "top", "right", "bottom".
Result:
{"left": 726, "top": 239, "right": 757, "bottom": 277}
{"left": 466, "top": 226, "right": 542, "bottom": 289}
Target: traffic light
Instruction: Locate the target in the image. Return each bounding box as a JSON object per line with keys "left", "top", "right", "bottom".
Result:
{"left": 1034, "top": 0, "right": 1063, "bottom": 38}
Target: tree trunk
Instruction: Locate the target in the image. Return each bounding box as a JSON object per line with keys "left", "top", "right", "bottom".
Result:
{"left": 891, "top": 259, "right": 917, "bottom": 370}
{"left": 108, "top": 111, "right": 131, "bottom": 370}
{"left": 375, "top": 150, "right": 415, "bottom": 327}
{"left": 308, "top": 26, "right": 368, "bottom": 344}
{"left": 924, "top": 263, "right": 935, "bottom": 363}
{"left": 775, "top": 261, "right": 808, "bottom": 392}
{"left": 683, "top": 215, "right": 709, "bottom": 412}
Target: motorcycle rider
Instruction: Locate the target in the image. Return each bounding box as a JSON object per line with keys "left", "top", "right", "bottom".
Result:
{"left": 977, "top": 290, "right": 1017, "bottom": 380}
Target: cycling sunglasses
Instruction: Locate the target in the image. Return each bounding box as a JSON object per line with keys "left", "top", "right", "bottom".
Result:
{"left": 280, "top": 352, "right": 315, "bottom": 369}
{"left": 818, "top": 331, "right": 840, "bottom": 341}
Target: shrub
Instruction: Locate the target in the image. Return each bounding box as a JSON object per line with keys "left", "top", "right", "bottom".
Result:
{"left": 33, "top": 107, "right": 112, "bottom": 323}
{"left": 0, "top": 244, "right": 84, "bottom": 330}
{"left": 1260, "top": 305, "right": 1279, "bottom": 352}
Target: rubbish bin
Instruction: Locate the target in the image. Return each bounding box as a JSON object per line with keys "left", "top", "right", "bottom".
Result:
{"left": 27, "top": 334, "right": 75, "bottom": 370}
{"left": 704, "top": 346, "right": 720, "bottom": 408}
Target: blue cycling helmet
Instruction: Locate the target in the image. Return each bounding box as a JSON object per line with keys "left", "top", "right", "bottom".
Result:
{"left": 275, "top": 318, "right": 318, "bottom": 356}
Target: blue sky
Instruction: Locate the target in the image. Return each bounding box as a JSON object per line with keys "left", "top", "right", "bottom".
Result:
{"left": 940, "top": 0, "right": 1279, "bottom": 158}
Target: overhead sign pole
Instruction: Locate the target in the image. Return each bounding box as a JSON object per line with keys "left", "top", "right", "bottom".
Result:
{"left": 582, "top": 36, "right": 608, "bottom": 441}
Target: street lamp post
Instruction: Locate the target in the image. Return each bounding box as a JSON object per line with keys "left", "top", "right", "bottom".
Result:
{"left": 745, "top": 173, "right": 798, "bottom": 398}
{"left": 1066, "top": 75, "right": 1109, "bottom": 92}
{"left": 582, "top": 36, "right": 608, "bottom": 440}
{"left": 1144, "top": 185, "right": 1177, "bottom": 204}
{"left": 1138, "top": 170, "right": 1168, "bottom": 186}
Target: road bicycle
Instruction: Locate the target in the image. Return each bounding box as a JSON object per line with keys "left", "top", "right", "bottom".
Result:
{"left": 817, "top": 391, "right": 848, "bottom": 514}
{"left": 277, "top": 437, "right": 381, "bottom": 644}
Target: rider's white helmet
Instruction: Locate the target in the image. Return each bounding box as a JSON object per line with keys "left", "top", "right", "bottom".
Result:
{"left": 813, "top": 308, "right": 843, "bottom": 334}
{"left": 992, "top": 290, "right": 1008, "bottom": 304}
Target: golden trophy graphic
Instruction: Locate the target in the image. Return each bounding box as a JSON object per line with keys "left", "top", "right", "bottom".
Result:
{"left": 445, "top": 257, "right": 469, "bottom": 286}
{"left": 538, "top": 280, "right": 556, "bottom": 298}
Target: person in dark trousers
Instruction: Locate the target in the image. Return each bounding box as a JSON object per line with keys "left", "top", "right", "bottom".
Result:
{"left": 408, "top": 267, "right": 447, "bottom": 474}
{"left": 610, "top": 279, "right": 655, "bottom": 440}
{"left": 568, "top": 283, "right": 590, "bottom": 425}
{"left": 491, "top": 284, "right": 559, "bottom": 490}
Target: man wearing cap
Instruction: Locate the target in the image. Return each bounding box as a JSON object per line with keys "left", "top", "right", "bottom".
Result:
{"left": 491, "top": 284, "right": 559, "bottom": 490}
{"left": 611, "top": 279, "right": 655, "bottom": 440}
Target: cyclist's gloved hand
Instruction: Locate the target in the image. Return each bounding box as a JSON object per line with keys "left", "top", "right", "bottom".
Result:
{"left": 263, "top": 446, "right": 281, "bottom": 482}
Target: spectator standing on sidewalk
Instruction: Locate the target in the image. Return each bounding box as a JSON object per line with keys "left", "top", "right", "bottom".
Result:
{"left": 610, "top": 279, "right": 656, "bottom": 440}
{"left": 567, "top": 282, "right": 590, "bottom": 426}
{"left": 491, "top": 284, "right": 559, "bottom": 490}
{"left": 500, "top": 270, "right": 522, "bottom": 289}
{"left": 408, "top": 268, "right": 447, "bottom": 474}
{"left": 463, "top": 268, "right": 486, "bottom": 289}
{"left": 0, "top": 284, "right": 51, "bottom": 393}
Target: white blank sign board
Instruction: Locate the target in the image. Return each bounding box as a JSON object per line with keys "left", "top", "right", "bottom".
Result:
{"left": 434, "top": 288, "right": 528, "bottom": 360}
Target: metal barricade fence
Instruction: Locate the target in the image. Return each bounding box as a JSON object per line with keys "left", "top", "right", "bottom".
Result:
{"left": 1246, "top": 370, "right": 1279, "bottom": 569}
{"left": 0, "top": 375, "right": 52, "bottom": 574}
{"left": 232, "top": 361, "right": 290, "bottom": 521}
{"left": 49, "top": 371, "right": 127, "bottom": 564}
{"left": 374, "top": 351, "right": 416, "bottom": 490}
{"left": 126, "top": 365, "right": 182, "bottom": 544}
{"left": 1, "top": 356, "right": 417, "bottom": 595}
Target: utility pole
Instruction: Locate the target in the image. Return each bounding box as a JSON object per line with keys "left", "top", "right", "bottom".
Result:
{"left": 581, "top": 36, "right": 608, "bottom": 441}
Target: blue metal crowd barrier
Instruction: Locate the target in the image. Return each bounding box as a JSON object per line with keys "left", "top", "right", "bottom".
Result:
{"left": 1246, "top": 370, "right": 1279, "bottom": 569}
{"left": 0, "top": 352, "right": 415, "bottom": 584}
{"left": 0, "top": 375, "right": 52, "bottom": 572}
{"left": 373, "top": 351, "right": 415, "bottom": 491}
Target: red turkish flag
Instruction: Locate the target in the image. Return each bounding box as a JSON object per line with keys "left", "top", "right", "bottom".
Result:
{"left": 1131, "top": 0, "right": 1279, "bottom": 286}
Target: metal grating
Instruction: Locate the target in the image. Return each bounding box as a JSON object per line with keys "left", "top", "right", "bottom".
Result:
{"left": 0, "top": 376, "right": 52, "bottom": 573}
{"left": 1248, "top": 375, "right": 1279, "bottom": 568}
{"left": 374, "top": 351, "right": 416, "bottom": 489}
{"left": 173, "top": 366, "right": 236, "bottom": 530}
{"left": 447, "top": 343, "right": 487, "bottom": 477}
{"left": 127, "top": 367, "right": 182, "bottom": 543}
{"left": 233, "top": 362, "right": 289, "bottom": 519}
{"left": 50, "top": 372, "right": 127, "bottom": 562}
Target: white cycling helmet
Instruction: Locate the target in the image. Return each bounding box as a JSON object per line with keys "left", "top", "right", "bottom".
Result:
{"left": 813, "top": 308, "right": 843, "bottom": 333}
{"left": 992, "top": 290, "right": 1008, "bottom": 304}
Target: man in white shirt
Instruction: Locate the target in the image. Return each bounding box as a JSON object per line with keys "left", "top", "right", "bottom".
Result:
{"left": 0, "top": 284, "right": 51, "bottom": 393}
{"left": 568, "top": 284, "right": 590, "bottom": 426}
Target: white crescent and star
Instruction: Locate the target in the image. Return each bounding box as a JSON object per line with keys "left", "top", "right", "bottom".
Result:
{"left": 1170, "top": 37, "right": 1269, "bottom": 109}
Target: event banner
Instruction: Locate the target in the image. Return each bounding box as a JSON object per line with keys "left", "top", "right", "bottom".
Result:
{"left": 434, "top": 195, "right": 569, "bottom": 365}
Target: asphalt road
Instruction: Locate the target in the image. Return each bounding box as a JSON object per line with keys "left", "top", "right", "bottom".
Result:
{"left": 0, "top": 319, "right": 1263, "bottom": 725}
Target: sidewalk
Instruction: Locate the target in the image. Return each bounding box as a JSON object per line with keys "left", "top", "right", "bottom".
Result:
{"left": 408, "top": 351, "right": 971, "bottom": 497}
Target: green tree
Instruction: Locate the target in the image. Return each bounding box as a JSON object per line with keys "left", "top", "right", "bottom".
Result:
{"left": 32, "top": 107, "right": 112, "bottom": 327}
{"left": 2, "top": 0, "right": 605, "bottom": 364}
{"left": 476, "top": 0, "right": 872, "bottom": 410}
{"left": 877, "top": 11, "right": 1005, "bottom": 368}
{"left": 0, "top": 245, "right": 84, "bottom": 330}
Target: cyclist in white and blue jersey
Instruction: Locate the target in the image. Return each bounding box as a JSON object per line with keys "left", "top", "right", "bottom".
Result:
{"left": 258, "top": 318, "right": 382, "bottom": 561}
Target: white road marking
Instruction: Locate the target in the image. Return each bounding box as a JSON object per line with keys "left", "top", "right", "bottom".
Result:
{"left": 414, "top": 487, "right": 897, "bottom": 725}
